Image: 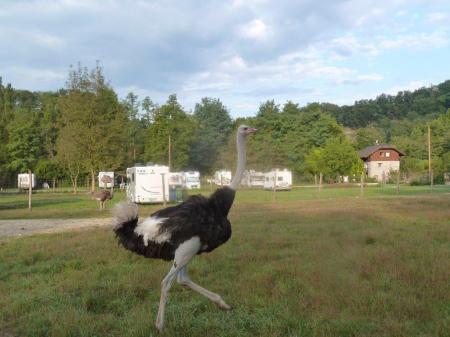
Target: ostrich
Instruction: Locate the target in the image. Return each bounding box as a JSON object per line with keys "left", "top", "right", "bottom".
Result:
{"left": 91, "top": 188, "right": 113, "bottom": 210}
{"left": 113, "top": 125, "right": 257, "bottom": 331}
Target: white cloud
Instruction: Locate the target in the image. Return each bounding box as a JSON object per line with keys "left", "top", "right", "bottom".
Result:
{"left": 426, "top": 12, "right": 448, "bottom": 24}
{"left": 238, "top": 19, "right": 269, "bottom": 40}
{"left": 386, "top": 80, "right": 425, "bottom": 95}
{"left": 378, "top": 31, "right": 449, "bottom": 49}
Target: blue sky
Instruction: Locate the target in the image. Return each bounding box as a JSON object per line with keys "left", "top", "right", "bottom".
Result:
{"left": 1, "top": 0, "right": 449, "bottom": 117}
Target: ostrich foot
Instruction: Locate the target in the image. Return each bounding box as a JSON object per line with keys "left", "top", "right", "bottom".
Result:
{"left": 155, "top": 316, "right": 164, "bottom": 332}
{"left": 214, "top": 299, "right": 232, "bottom": 310}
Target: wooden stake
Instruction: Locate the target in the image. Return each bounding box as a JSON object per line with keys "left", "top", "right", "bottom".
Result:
{"left": 28, "top": 170, "right": 32, "bottom": 211}
{"left": 272, "top": 170, "right": 277, "bottom": 202}
{"left": 319, "top": 172, "right": 323, "bottom": 195}
{"left": 396, "top": 170, "right": 400, "bottom": 195}
{"left": 360, "top": 172, "right": 364, "bottom": 197}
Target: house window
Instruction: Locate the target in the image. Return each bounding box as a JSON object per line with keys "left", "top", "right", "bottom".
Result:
{"left": 378, "top": 163, "right": 382, "bottom": 167}
{"left": 380, "top": 151, "right": 384, "bottom": 157}
{"left": 386, "top": 152, "right": 390, "bottom": 157}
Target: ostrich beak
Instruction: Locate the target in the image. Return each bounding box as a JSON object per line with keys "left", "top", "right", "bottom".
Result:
{"left": 246, "top": 127, "right": 258, "bottom": 134}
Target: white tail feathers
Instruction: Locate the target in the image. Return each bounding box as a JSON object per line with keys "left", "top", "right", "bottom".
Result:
{"left": 112, "top": 201, "right": 139, "bottom": 230}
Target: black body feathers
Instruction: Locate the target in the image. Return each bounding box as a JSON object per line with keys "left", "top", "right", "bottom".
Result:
{"left": 114, "top": 187, "right": 236, "bottom": 261}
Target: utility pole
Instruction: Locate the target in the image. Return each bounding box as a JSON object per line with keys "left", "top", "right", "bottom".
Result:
{"left": 428, "top": 125, "right": 433, "bottom": 191}
{"left": 168, "top": 134, "right": 171, "bottom": 171}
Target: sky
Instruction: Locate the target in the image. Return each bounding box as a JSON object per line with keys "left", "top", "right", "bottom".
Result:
{"left": 1, "top": 0, "right": 450, "bottom": 118}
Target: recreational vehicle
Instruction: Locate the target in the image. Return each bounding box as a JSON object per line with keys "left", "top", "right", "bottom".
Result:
{"left": 98, "top": 172, "right": 114, "bottom": 188}
{"left": 241, "top": 170, "right": 265, "bottom": 188}
{"left": 263, "top": 169, "right": 292, "bottom": 191}
{"left": 18, "top": 173, "right": 36, "bottom": 189}
{"left": 184, "top": 171, "right": 201, "bottom": 189}
{"left": 126, "top": 165, "right": 170, "bottom": 204}
{"left": 168, "top": 172, "right": 185, "bottom": 188}
{"left": 214, "top": 170, "right": 232, "bottom": 186}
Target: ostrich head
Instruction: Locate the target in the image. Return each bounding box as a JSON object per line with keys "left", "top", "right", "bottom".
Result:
{"left": 237, "top": 125, "right": 257, "bottom": 137}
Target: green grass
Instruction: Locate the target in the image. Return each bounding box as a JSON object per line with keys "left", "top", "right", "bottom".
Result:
{"left": 0, "top": 185, "right": 448, "bottom": 219}
{"left": 0, "top": 189, "right": 449, "bottom": 336}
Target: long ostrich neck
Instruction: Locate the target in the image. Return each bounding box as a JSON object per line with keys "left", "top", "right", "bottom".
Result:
{"left": 230, "top": 133, "right": 246, "bottom": 190}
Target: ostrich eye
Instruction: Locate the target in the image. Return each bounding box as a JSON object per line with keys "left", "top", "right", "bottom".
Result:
{"left": 243, "top": 127, "right": 248, "bottom": 130}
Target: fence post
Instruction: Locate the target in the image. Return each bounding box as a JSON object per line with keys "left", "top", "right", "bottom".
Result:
{"left": 272, "top": 170, "right": 277, "bottom": 202}
{"left": 319, "top": 172, "right": 323, "bottom": 195}
{"left": 396, "top": 170, "right": 400, "bottom": 195}
{"left": 360, "top": 173, "right": 364, "bottom": 197}
{"left": 28, "top": 170, "right": 32, "bottom": 211}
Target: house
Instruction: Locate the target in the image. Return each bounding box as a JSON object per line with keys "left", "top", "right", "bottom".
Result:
{"left": 358, "top": 144, "right": 405, "bottom": 182}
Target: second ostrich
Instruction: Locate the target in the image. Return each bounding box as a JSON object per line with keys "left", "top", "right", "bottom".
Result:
{"left": 113, "top": 125, "right": 257, "bottom": 331}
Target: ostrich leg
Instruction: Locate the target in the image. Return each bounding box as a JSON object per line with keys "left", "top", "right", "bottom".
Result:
{"left": 155, "top": 237, "right": 201, "bottom": 332}
{"left": 177, "top": 266, "right": 231, "bottom": 310}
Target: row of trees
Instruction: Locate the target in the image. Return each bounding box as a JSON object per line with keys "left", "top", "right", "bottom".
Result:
{"left": 0, "top": 63, "right": 449, "bottom": 190}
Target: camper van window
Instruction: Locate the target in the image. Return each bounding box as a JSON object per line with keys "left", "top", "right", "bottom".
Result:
{"left": 132, "top": 173, "right": 135, "bottom": 182}
{"left": 277, "top": 177, "right": 283, "bottom": 181}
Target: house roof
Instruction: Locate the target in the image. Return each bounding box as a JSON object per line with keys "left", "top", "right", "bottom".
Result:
{"left": 358, "top": 144, "right": 405, "bottom": 159}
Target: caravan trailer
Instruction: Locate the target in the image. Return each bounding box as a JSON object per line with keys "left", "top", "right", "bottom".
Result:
{"left": 184, "top": 171, "right": 201, "bottom": 189}
{"left": 214, "top": 170, "right": 232, "bottom": 186}
{"left": 18, "top": 173, "right": 36, "bottom": 190}
{"left": 168, "top": 172, "right": 185, "bottom": 188}
{"left": 242, "top": 170, "right": 265, "bottom": 188}
{"left": 263, "top": 169, "right": 292, "bottom": 191}
{"left": 127, "top": 165, "right": 170, "bottom": 203}
{"left": 98, "top": 172, "right": 114, "bottom": 188}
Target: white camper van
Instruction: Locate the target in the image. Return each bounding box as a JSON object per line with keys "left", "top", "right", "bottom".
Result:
{"left": 263, "top": 169, "right": 292, "bottom": 191}
{"left": 242, "top": 170, "right": 265, "bottom": 188}
{"left": 18, "top": 173, "right": 36, "bottom": 189}
{"left": 184, "top": 171, "right": 201, "bottom": 189}
{"left": 98, "top": 172, "right": 114, "bottom": 188}
{"left": 127, "top": 165, "right": 170, "bottom": 203}
{"left": 168, "top": 172, "right": 185, "bottom": 188}
{"left": 214, "top": 170, "right": 232, "bottom": 186}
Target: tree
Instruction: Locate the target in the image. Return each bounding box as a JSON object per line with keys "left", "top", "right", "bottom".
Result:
{"left": 189, "top": 98, "right": 233, "bottom": 174}
{"left": 145, "top": 95, "right": 195, "bottom": 170}
{"left": 322, "top": 137, "right": 364, "bottom": 181}
{"left": 354, "top": 125, "right": 384, "bottom": 149}
{"left": 305, "top": 148, "right": 326, "bottom": 176}
{"left": 58, "top": 62, "right": 127, "bottom": 191}
{"left": 6, "top": 118, "right": 44, "bottom": 173}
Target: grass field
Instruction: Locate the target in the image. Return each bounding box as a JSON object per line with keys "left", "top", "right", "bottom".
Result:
{"left": 0, "top": 186, "right": 449, "bottom": 336}
{"left": 0, "top": 184, "right": 449, "bottom": 219}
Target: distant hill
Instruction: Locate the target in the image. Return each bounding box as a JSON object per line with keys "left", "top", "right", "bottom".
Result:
{"left": 317, "top": 80, "right": 450, "bottom": 128}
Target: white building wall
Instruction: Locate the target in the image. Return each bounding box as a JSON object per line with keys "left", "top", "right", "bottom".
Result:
{"left": 367, "top": 161, "right": 400, "bottom": 181}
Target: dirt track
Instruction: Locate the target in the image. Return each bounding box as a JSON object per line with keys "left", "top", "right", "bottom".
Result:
{"left": 0, "top": 218, "right": 113, "bottom": 238}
